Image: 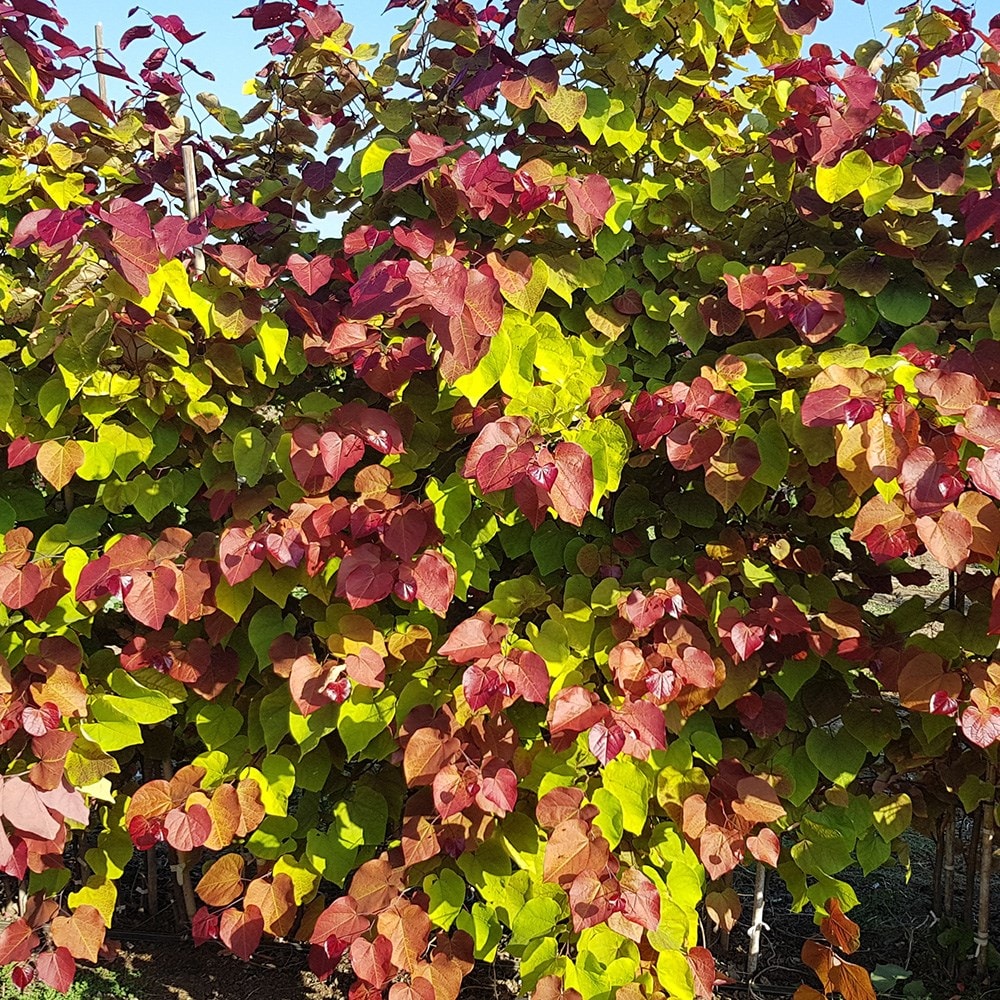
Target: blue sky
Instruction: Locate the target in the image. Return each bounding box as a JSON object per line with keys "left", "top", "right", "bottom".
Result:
{"left": 54, "top": 1, "right": 396, "bottom": 110}
{"left": 51, "top": 0, "right": 903, "bottom": 115}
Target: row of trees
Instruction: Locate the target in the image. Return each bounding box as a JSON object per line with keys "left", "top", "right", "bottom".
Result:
{"left": 1, "top": 0, "right": 1000, "bottom": 998}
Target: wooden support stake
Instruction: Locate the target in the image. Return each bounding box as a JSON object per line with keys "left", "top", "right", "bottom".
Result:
{"left": 181, "top": 143, "right": 206, "bottom": 276}
{"left": 967, "top": 807, "right": 983, "bottom": 930}
{"left": 944, "top": 809, "right": 956, "bottom": 919}
{"left": 747, "top": 862, "right": 767, "bottom": 975}
{"left": 95, "top": 24, "right": 108, "bottom": 107}
{"left": 976, "top": 762, "right": 996, "bottom": 978}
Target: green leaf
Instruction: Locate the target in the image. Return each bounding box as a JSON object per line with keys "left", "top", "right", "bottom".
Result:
{"left": 82, "top": 700, "right": 143, "bottom": 752}
{"left": 337, "top": 687, "right": 396, "bottom": 759}
{"left": 805, "top": 727, "right": 867, "bottom": 787}
{"left": 871, "top": 792, "right": 912, "bottom": 842}
{"left": 102, "top": 669, "right": 176, "bottom": 725}
{"left": 815, "top": 149, "right": 873, "bottom": 203}
{"left": 876, "top": 278, "right": 931, "bottom": 326}
{"left": 233, "top": 427, "right": 270, "bottom": 487}
{"left": 194, "top": 702, "right": 244, "bottom": 749}
{"left": 509, "top": 897, "right": 562, "bottom": 947}
{"left": 752, "top": 420, "right": 789, "bottom": 488}
{"left": 425, "top": 868, "right": 466, "bottom": 930}
{"left": 256, "top": 312, "right": 288, "bottom": 374}
{"left": 359, "top": 137, "right": 401, "bottom": 198}
{"left": 708, "top": 157, "right": 746, "bottom": 212}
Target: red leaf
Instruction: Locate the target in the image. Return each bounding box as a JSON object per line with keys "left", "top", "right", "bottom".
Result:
{"left": 287, "top": 254, "right": 335, "bottom": 295}
{"left": 462, "top": 663, "right": 503, "bottom": 711}
{"left": 501, "top": 649, "right": 550, "bottom": 704}
{"left": 210, "top": 202, "right": 267, "bottom": 230}
{"left": 219, "top": 905, "right": 264, "bottom": 962}
{"left": 957, "top": 404, "right": 1000, "bottom": 448}
{"left": 724, "top": 272, "right": 768, "bottom": 311}
{"left": 547, "top": 687, "right": 607, "bottom": 746}
{"left": 192, "top": 907, "right": 221, "bottom": 946}
{"left": 6, "top": 437, "right": 40, "bottom": 468}
{"left": 311, "top": 896, "right": 370, "bottom": 946}
{"left": 730, "top": 621, "right": 765, "bottom": 662}
{"left": 568, "top": 871, "right": 618, "bottom": 931}
{"left": 345, "top": 648, "right": 386, "bottom": 690}
{"left": 589, "top": 721, "right": 626, "bottom": 765}
{"left": 218, "top": 522, "right": 266, "bottom": 586}
{"left": 747, "top": 828, "right": 781, "bottom": 866}
{"left": 960, "top": 698, "right": 1000, "bottom": 748}
{"left": 151, "top": 13, "right": 203, "bottom": 43}
{"left": 11, "top": 964, "right": 34, "bottom": 993}
{"left": 319, "top": 430, "right": 366, "bottom": 482}
{"left": 619, "top": 868, "right": 660, "bottom": 931}
{"left": 335, "top": 544, "right": 397, "bottom": 609}
{"left": 35, "top": 948, "right": 76, "bottom": 992}
{"left": 123, "top": 566, "right": 178, "bottom": 630}
{"left": 0, "top": 919, "right": 39, "bottom": 966}
{"left": 120, "top": 23, "right": 155, "bottom": 48}
{"left": 351, "top": 934, "right": 396, "bottom": 988}
{"left": 915, "top": 510, "right": 972, "bottom": 571}
{"left": 163, "top": 804, "right": 212, "bottom": 851}
{"left": 476, "top": 760, "right": 518, "bottom": 815}
{"left": 438, "top": 615, "right": 507, "bottom": 663}
{"left": 564, "top": 175, "right": 614, "bottom": 238}
{"left": 22, "top": 702, "right": 59, "bottom": 737}
{"left": 410, "top": 551, "right": 456, "bottom": 617}
{"left": 11, "top": 209, "right": 86, "bottom": 249}
{"left": 0, "top": 776, "right": 60, "bottom": 839}
{"left": 548, "top": 442, "right": 593, "bottom": 526}
{"left": 968, "top": 449, "right": 1000, "bottom": 501}
{"left": 437, "top": 267, "right": 502, "bottom": 382}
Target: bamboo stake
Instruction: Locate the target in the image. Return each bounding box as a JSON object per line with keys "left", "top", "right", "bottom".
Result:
{"left": 181, "top": 143, "right": 206, "bottom": 276}
{"left": 747, "top": 863, "right": 768, "bottom": 975}
{"left": 95, "top": 24, "right": 108, "bottom": 107}
{"left": 976, "top": 762, "right": 996, "bottom": 978}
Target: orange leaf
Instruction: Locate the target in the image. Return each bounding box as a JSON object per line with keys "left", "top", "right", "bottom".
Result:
{"left": 244, "top": 873, "right": 296, "bottom": 938}
{"left": 205, "top": 783, "right": 241, "bottom": 851}
{"left": 50, "top": 905, "right": 106, "bottom": 963}
{"left": 219, "top": 904, "right": 263, "bottom": 962}
{"left": 349, "top": 858, "right": 404, "bottom": 915}
{"left": 36, "top": 440, "right": 84, "bottom": 491}
{"left": 376, "top": 897, "right": 431, "bottom": 973}
{"left": 821, "top": 898, "right": 860, "bottom": 954}
{"left": 196, "top": 854, "right": 245, "bottom": 907}
{"left": 829, "top": 954, "right": 876, "bottom": 1000}
{"left": 235, "top": 777, "right": 265, "bottom": 838}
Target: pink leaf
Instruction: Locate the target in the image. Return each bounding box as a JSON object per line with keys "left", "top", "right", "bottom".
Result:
{"left": 588, "top": 721, "right": 626, "bottom": 765}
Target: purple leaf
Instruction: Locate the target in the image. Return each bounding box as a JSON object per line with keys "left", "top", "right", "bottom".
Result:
{"left": 151, "top": 14, "right": 204, "bottom": 45}
{"left": 120, "top": 24, "right": 155, "bottom": 50}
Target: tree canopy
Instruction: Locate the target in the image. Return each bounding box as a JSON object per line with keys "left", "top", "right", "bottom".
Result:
{"left": 1, "top": 0, "right": 1000, "bottom": 997}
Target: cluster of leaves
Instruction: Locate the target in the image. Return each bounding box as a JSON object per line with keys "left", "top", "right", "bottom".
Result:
{"left": 2, "top": 0, "right": 1000, "bottom": 998}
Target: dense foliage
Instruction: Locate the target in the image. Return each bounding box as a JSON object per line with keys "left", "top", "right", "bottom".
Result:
{"left": 1, "top": 0, "right": 1000, "bottom": 996}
